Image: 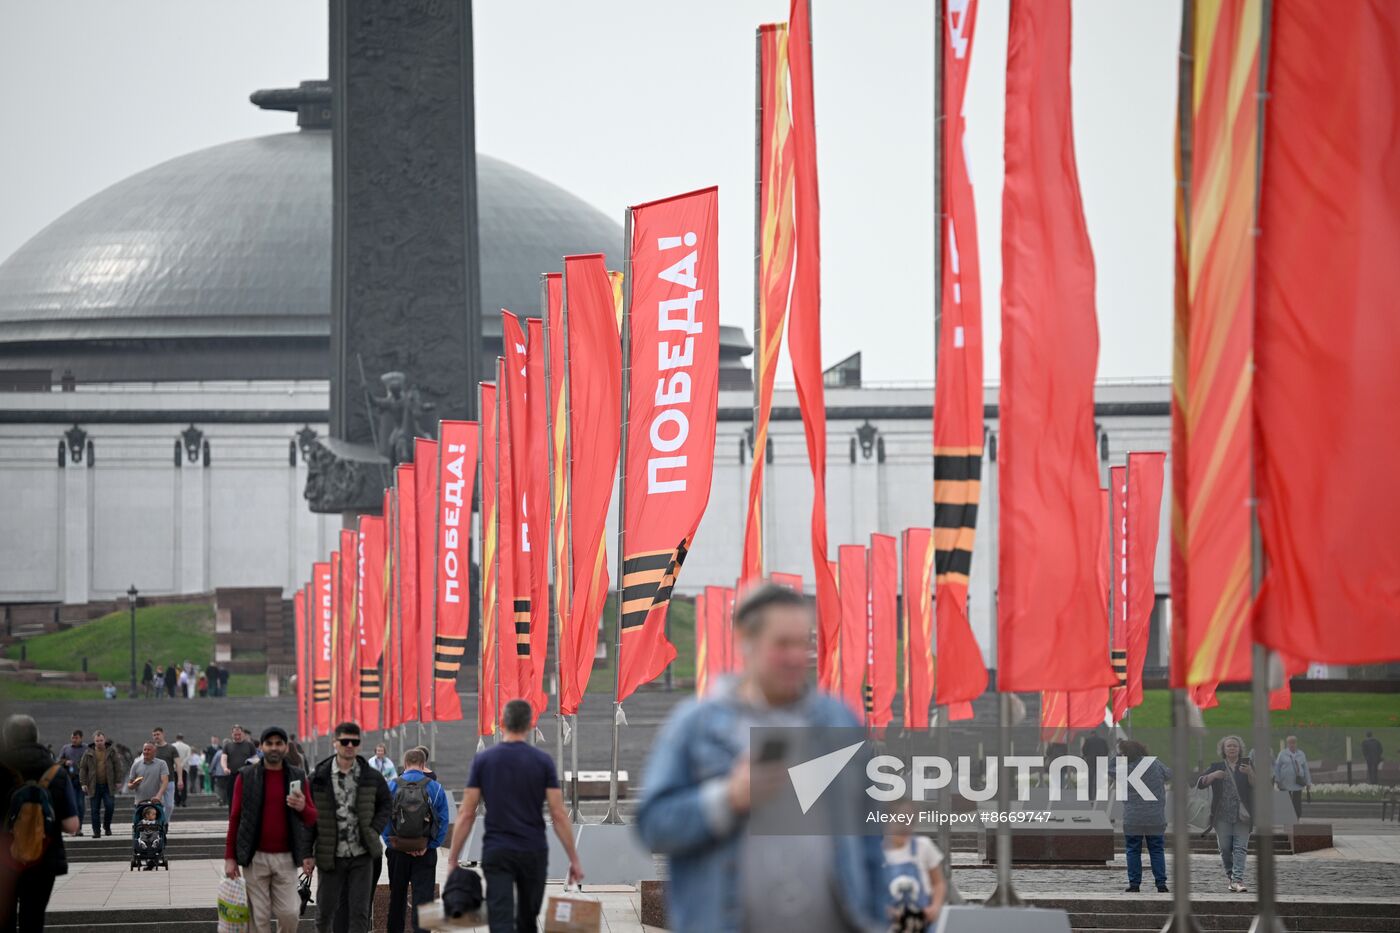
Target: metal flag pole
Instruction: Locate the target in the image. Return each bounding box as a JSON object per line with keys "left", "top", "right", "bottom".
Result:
{"left": 430, "top": 425, "right": 444, "bottom": 763}
{"left": 560, "top": 269, "right": 583, "bottom": 823}
{"left": 494, "top": 366, "right": 505, "bottom": 743}
{"left": 1248, "top": 2, "right": 1282, "bottom": 929}
{"left": 751, "top": 25, "right": 764, "bottom": 582}
{"left": 930, "top": 0, "right": 959, "bottom": 894}
{"left": 1162, "top": 5, "right": 1199, "bottom": 926}
{"left": 477, "top": 382, "right": 490, "bottom": 748}
{"left": 986, "top": 690, "right": 1023, "bottom": 906}
{"left": 543, "top": 274, "right": 567, "bottom": 783}
{"left": 604, "top": 207, "right": 634, "bottom": 825}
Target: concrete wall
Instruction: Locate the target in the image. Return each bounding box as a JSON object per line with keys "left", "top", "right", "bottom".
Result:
{"left": 0, "top": 378, "right": 1174, "bottom": 669}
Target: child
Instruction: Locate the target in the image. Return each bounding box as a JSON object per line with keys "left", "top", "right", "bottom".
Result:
{"left": 882, "top": 800, "right": 947, "bottom": 933}
{"left": 136, "top": 806, "right": 164, "bottom": 867}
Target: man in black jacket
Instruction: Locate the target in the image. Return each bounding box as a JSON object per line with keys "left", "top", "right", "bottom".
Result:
{"left": 224, "top": 727, "right": 317, "bottom": 933}
{"left": 310, "top": 721, "right": 391, "bottom": 933}
{"left": 0, "top": 714, "right": 80, "bottom": 932}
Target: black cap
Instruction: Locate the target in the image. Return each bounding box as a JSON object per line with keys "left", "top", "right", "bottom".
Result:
{"left": 260, "top": 726, "right": 289, "bottom": 744}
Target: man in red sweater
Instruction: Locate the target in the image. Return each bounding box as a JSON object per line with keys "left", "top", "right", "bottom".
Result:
{"left": 225, "top": 726, "right": 318, "bottom": 933}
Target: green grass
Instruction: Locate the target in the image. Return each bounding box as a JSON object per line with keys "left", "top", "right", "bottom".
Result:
{"left": 0, "top": 602, "right": 273, "bottom": 701}
{"left": 4, "top": 603, "right": 216, "bottom": 681}
{"left": 1131, "top": 689, "right": 1400, "bottom": 730}
{"left": 584, "top": 594, "right": 697, "bottom": 693}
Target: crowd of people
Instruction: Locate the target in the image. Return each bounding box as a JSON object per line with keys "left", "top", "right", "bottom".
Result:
{"left": 0, "top": 586, "right": 1388, "bottom": 932}
{"left": 139, "top": 658, "right": 229, "bottom": 699}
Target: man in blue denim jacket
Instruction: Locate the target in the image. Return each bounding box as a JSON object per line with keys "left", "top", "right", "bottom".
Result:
{"left": 635, "top": 584, "right": 884, "bottom": 933}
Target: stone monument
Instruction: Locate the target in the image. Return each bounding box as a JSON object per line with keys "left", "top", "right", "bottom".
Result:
{"left": 303, "top": 0, "right": 483, "bottom": 514}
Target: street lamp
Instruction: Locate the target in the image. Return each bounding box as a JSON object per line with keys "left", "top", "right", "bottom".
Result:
{"left": 127, "top": 584, "right": 138, "bottom": 698}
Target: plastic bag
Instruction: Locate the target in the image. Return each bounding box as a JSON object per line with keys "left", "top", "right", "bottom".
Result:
{"left": 217, "top": 875, "right": 250, "bottom": 933}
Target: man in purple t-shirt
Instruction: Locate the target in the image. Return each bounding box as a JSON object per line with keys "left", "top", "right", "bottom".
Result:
{"left": 446, "top": 700, "right": 582, "bottom": 933}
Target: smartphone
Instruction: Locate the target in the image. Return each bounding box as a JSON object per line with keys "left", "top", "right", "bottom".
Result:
{"left": 757, "top": 737, "right": 787, "bottom": 764}
{"left": 289, "top": 779, "right": 302, "bottom": 795}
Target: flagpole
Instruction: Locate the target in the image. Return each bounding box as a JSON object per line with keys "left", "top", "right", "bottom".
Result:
{"left": 494, "top": 371, "right": 504, "bottom": 743}
{"left": 604, "top": 207, "right": 634, "bottom": 825}
{"left": 930, "top": 0, "right": 958, "bottom": 891}
{"left": 543, "top": 275, "right": 566, "bottom": 783}
{"left": 751, "top": 25, "right": 764, "bottom": 580}
{"left": 430, "top": 424, "right": 444, "bottom": 761}
{"left": 559, "top": 270, "right": 582, "bottom": 823}
{"left": 1248, "top": 2, "right": 1281, "bottom": 929}
{"left": 477, "top": 382, "right": 489, "bottom": 747}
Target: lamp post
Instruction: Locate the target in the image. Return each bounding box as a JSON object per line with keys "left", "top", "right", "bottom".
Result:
{"left": 127, "top": 584, "right": 138, "bottom": 698}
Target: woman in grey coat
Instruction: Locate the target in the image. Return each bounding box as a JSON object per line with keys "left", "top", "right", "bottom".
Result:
{"left": 1113, "top": 738, "right": 1171, "bottom": 893}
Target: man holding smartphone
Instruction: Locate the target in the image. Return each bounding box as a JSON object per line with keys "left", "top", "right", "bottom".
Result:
{"left": 224, "top": 726, "right": 318, "bottom": 933}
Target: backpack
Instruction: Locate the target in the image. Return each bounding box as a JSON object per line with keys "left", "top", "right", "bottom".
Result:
{"left": 4, "top": 763, "right": 61, "bottom": 867}
{"left": 390, "top": 774, "right": 435, "bottom": 842}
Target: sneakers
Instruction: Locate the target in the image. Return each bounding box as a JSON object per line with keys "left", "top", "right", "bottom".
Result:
{"left": 1157, "top": 884, "right": 1169, "bottom": 893}
{"left": 1228, "top": 881, "right": 1249, "bottom": 893}
{"left": 1125, "top": 885, "right": 1140, "bottom": 893}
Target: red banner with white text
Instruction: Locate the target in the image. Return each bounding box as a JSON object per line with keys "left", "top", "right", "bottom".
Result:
{"left": 502, "top": 314, "right": 544, "bottom": 714}
{"left": 339, "top": 529, "right": 361, "bottom": 725}
{"left": 395, "top": 464, "right": 420, "bottom": 725}
{"left": 433, "top": 421, "right": 477, "bottom": 722}
{"left": 414, "top": 440, "right": 438, "bottom": 720}
{"left": 997, "top": 0, "right": 1113, "bottom": 692}
{"left": 312, "top": 561, "right": 332, "bottom": 736}
{"left": 357, "top": 515, "right": 386, "bottom": 730}
{"left": 617, "top": 187, "right": 720, "bottom": 703}
{"left": 294, "top": 588, "right": 307, "bottom": 738}
{"left": 492, "top": 354, "right": 527, "bottom": 712}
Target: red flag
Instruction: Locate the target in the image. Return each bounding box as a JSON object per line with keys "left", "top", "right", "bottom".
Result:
{"left": 502, "top": 314, "right": 544, "bottom": 713}
{"left": 434, "top": 421, "right": 478, "bottom": 722}
{"left": 414, "top": 440, "right": 438, "bottom": 720}
{"left": 358, "top": 515, "right": 386, "bottom": 730}
{"left": 339, "top": 529, "right": 361, "bottom": 725}
{"left": 1110, "top": 468, "right": 1130, "bottom": 723}
{"left": 771, "top": 572, "right": 803, "bottom": 593}
{"left": 479, "top": 383, "right": 501, "bottom": 736}
{"left": 617, "top": 187, "right": 720, "bottom": 703}
{"left": 330, "top": 549, "right": 345, "bottom": 724}
{"left": 312, "top": 561, "right": 332, "bottom": 736}
{"left": 868, "top": 534, "right": 898, "bottom": 729}
{"left": 294, "top": 588, "right": 308, "bottom": 738}
{"left": 396, "top": 464, "right": 420, "bottom": 724}
{"left": 1126, "top": 453, "right": 1165, "bottom": 706}
{"left": 997, "top": 0, "right": 1113, "bottom": 692}
{"left": 787, "top": 0, "right": 839, "bottom": 691}
{"left": 901, "top": 528, "right": 934, "bottom": 729}
{"left": 1173, "top": 0, "right": 1257, "bottom": 689}
{"left": 1067, "top": 486, "right": 1110, "bottom": 729}
{"left": 559, "top": 254, "right": 622, "bottom": 715}
{"left": 524, "top": 318, "right": 550, "bottom": 713}
{"left": 383, "top": 491, "right": 401, "bottom": 730}
{"left": 1254, "top": 0, "right": 1400, "bottom": 665}
{"left": 492, "top": 356, "right": 525, "bottom": 711}
{"left": 722, "top": 586, "right": 739, "bottom": 675}
{"left": 545, "top": 271, "right": 572, "bottom": 713}
{"left": 933, "top": 0, "right": 988, "bottom": 716}
{"left": 694, "top": 590, "right": 710, "bottom": 697}
{"left": 741, "top": 21, "right": 797, "bottom": 585}
{"left": 837, "top": 544, "right": 868, "bottom": 717}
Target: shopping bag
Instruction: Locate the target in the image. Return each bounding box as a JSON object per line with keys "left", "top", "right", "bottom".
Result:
{"left": 217, "top": 875, "right": 251, "bottom": 933}
{"left": 543, "top": 885, "right": 601, "bottom": 933}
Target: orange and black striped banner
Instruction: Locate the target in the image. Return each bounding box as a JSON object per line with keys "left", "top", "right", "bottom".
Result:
{"left": 434, "top": 634, "right": 467, "bottom": 679}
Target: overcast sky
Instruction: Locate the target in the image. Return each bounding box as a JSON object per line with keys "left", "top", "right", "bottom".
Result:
{"left": 0, "top": 0, "right": 1180, "bottom": 384}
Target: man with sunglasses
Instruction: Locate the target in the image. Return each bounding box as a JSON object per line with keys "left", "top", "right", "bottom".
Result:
{"left": 309, "top": 721, "right": 392, "bottom": 933}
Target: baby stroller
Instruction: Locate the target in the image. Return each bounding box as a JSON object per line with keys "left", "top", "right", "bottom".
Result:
{"left": 129, "top": 798, "right": 169, "bottom": 871}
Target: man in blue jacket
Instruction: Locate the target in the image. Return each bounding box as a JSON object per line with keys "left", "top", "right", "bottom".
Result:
{"left": 382, "top": 746, "right": 451, "bottom": 933}
{"left": 635, "top": 583, "right": 884, "bottom": 933}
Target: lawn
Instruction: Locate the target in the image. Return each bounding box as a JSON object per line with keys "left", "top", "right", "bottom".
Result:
{"left": 584, "top": 594, "right": 697, "bottom": 692}
{"left": 1, "top": 603, "right": 268, "bottom": 701}
{"left": 1131, "top": 689, "right": 1400, "bottom": 730}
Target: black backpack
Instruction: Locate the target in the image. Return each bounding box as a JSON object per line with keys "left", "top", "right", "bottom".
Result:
{"left": 390, "top": 774, "right": 434, "bottom": 842}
